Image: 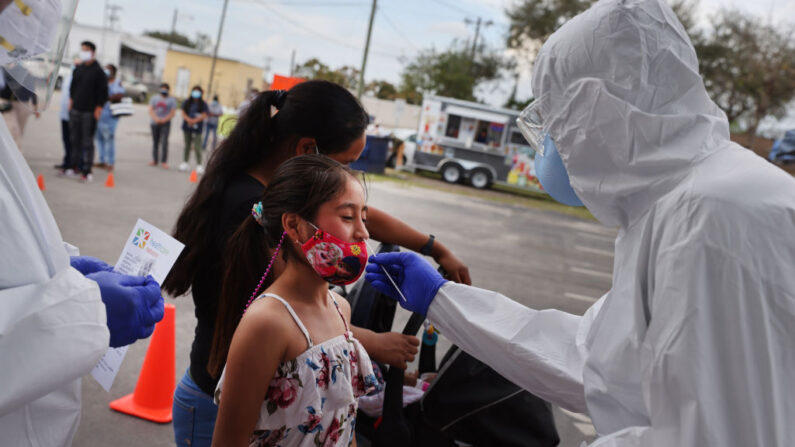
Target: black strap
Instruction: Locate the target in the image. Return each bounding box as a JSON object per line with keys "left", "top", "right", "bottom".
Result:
{"left": 419, "top": 234, "right": 435, "bottom": 256}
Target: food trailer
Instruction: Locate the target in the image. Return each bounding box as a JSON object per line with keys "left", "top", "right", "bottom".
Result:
{"left": 408, "top": 95, "right": 542, "bottom": 191}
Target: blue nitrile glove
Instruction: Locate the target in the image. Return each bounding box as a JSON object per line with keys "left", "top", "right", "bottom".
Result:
{"left": 84, "top": 271, "right": 165, "bottom": 348}
{"left": 70, "top": 256, "right": 114, "bottom": 275}
{"left": 365, "top": 252, "right": 448, "bottom": 317}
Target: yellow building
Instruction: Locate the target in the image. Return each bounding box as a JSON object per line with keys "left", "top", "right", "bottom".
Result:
{"left": 162, "top": 47, "right": 264, "bottom": 108}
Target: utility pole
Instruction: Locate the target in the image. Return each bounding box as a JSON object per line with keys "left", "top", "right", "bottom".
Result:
{"left": 289, "top": 49, "right": 296, "bottom": 77}
{"left": 108, "top": 4, "right": 122, "bottom": 30}
{"left": 101, "top": 0, "right": 108, "bottom": 61}
{"left": 465, "top": 17, "right": 493, "bottom": 63}
{"left": 357, "top": 0, "right": 377, "bottom": 99}
{"left": 168, "top": 9, "right": 177, "bottom": 50}
{"left": 207, "top": 0, "right": 230, "bottom": 99}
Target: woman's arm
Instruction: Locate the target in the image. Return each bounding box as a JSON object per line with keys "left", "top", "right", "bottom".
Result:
{"left": 335, "top": 293, "right": 419, "bottom": 369}
{"left": 366, "top": 207, "right": 471, "bottom": 285}
{"left": 212, "top": 304, "right": 287, "bottom": 447}
{"left": 352, "top": 326, "right": 418, "bottom": 369}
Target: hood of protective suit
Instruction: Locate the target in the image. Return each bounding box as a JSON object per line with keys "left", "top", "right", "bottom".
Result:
{"left": 531, "top": 0, "right": 730, "bottom": 227}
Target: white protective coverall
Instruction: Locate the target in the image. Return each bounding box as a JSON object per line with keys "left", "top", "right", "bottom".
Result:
{"left": 0, "top": 114, "right": 109, "bottom": 446}
{"left": 426, "top": 0, "right": 795, "bottom": 445}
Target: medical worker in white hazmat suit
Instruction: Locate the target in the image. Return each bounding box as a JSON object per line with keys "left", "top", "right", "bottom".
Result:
{"left": 366, "top": 0, "right": 795, "bottom": 445}
{"left": 0, "top": 1, "right": 165, "bottom": 446}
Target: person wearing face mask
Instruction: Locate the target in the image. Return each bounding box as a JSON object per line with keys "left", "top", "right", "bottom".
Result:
{"left": 366, "top": 0, "right": 795, "bottom": 445}
{"left": 94, "top": 64, "right": 125, "bottom": 171}
{"left": 212, "top": 155, "right": 379, "bottom": 447}
{"left": 203, "top": 95, "right": 223, "bottom": 151}
{"left": 180, "top": 85, "right": 208, "bottom": 174}
{"left": 0, "top": 1, "right": 166, "bottom": 445}
{"left": 163, "top": 81, "right": 469, "bottom": 447}
{"left": 62, "top": 40, "right": 107, "bottom": 182}
{"left": 237, "top": 88, "right": 259, "bottom": 116}
{"left": 54, "top": 58, "right": 82, "bottom": 172}
{"left": 148, "top": 82, "right": 177, "bottom": 168}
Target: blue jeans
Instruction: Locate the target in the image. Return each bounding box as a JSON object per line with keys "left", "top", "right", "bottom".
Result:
{"left": 173, "top": 369, "right": 218, "bottom": 447}
{"left": 96, "top": 114, "right": 119, "bottom": 165}
{"left": 202, "top": 122, "right": 218, "bottom": 150}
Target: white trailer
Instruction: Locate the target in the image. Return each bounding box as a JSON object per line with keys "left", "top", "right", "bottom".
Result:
{"left": 408, "top": 95, "right": 543, "bottom": 191}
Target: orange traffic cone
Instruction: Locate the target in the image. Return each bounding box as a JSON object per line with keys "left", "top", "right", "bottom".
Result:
{"left": 189, "top": 169, "right": 198, "bottom": 183}
{"left": 105, "top": 172, "right": 115, "bottom": 188}
{"left": 109, "top": 303, "right": 175, "bottom": 423}
{"left": 37, "top": 174, "right": 45, "bottom": 191}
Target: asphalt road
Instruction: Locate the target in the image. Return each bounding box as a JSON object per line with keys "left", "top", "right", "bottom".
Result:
{"left": 17, "top": 93, "right": 616, "bottom": 446}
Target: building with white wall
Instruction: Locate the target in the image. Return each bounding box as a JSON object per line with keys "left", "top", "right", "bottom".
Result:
{"left": 360, "top": 96, "right": 421, "bottom": 131}
{"left": 66, "top": 23, "right": 170, "bottom": 85}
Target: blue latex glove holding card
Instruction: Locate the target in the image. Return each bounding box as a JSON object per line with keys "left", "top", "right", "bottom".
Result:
{"left": 71, "top": 256, "right": 165, "bottom": 347}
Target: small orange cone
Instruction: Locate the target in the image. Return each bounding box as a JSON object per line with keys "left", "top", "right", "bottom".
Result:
{"left": 37, "top": 174, "right": 45, "bottom": 191}
{"left": 110, "top": 303, "right": 175, "bottom": 423}
{"left": 105, "top": 172, "right": 115, "bottom": 188}
{"left": 189, "top": 169, "right": 198, "bottom": 183}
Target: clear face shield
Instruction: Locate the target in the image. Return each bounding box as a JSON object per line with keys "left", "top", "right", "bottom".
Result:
{"left": 0, "top": 0, "right": 80, "bottom": 110}
{"left": 516, "top": 92, "right": 552, "bottom": 157}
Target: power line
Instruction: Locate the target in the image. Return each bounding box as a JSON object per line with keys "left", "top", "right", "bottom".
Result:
{"left": 244, "top": 0, "right": 403, "bottom": 58}
{"left": 378, "top": 9, "right": 420, "bottom": 52}
{"left": 235, "top": 0, "right": 367, "bottom": 7}
{"left": 429, "top": 0, "right": 478, "bottom": 18}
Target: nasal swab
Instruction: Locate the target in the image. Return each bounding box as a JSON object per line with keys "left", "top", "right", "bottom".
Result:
{"left": 365, "top": 240, "right": 408, "bottom": 302}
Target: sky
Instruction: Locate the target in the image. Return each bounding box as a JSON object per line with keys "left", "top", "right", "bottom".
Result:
{"left": 73, "top": 0, "right": 794, "bottom": 106}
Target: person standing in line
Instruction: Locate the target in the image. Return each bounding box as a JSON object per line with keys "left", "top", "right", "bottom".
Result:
{"left": 179, "top": 85, "right": 208, "bottom": 174}
{"left": 236, "top": 88, "right": 258, "bottom": 116}
{"left": 94, "top": 64, "right": 125, "bottom": 171}
{"left": 148, "top": 82, "right": 177, "bottom": 168}
{"left": 54, "top": 60, "right": 79, "bottom": 171}
{"left": 63, "top": 40, "right": 107, "bottom": 183}
{"left": 203, "top": 95, "right": 222, "bottom": 151}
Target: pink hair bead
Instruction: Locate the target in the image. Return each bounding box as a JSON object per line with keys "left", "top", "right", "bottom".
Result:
{"left": 243, "top": 231, "right": 287, "bottom": 314}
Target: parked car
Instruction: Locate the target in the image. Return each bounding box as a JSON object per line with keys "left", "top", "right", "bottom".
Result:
{"left": 54, "top": 62, "right": 73, "bottom": 90}
{"left": 121, "top": 74, "right": 149, "bottom": 103}
{"left": 768, "top": 129, "right": 795, "bottom": 165}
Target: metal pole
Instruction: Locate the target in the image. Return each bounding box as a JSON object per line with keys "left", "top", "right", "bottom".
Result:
{"left": 207, "top": 0, "right": 230, "bottom": 98}
{"left": 469, "top": 17, "right": 481, "bottom": 63}
{"left": 101, "top": 0, "right": 108, "bottom": 61}
{"left": 357, "top": 0, "right": 377, "bottom": 99}
{"left": 168, "top": 9, "right": 177, "bottom": 50}
{"left": 289, "top": 49, "right": 296, "bottom": 77}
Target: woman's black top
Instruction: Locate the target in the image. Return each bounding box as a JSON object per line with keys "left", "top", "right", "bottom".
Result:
{"left": 189, "top": 174, "right": 264, "bottom": 395}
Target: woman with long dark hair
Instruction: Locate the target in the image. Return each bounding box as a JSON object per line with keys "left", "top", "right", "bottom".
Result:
{"left": 163, "top": 80, "right": 471, "bottom": 447}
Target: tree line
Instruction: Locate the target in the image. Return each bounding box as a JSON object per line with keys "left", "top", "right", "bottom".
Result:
{"left": 299, "top": 0, "right": 794, "bottom": 138}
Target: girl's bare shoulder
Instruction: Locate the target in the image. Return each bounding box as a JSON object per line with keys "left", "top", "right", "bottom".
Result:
{"left": 236, "top": 296, "right": 294, "bottom": 341}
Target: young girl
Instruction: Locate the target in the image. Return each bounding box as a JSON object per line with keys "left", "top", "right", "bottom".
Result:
{"left": 212, "top": 155, "right": 378, "bottom": 447}
{"left": 164, "top": 81, "right": 468, "bottom": 447}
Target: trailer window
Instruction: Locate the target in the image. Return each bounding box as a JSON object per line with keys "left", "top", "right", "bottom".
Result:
{"left": 445, "top": 115, "right": 462, "bottom": 138}
{"left": 509, "top": 130, "right": 529, "bottom": 145}
{"left": 475, "top": 121, "right": 505, "bottom": 146}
